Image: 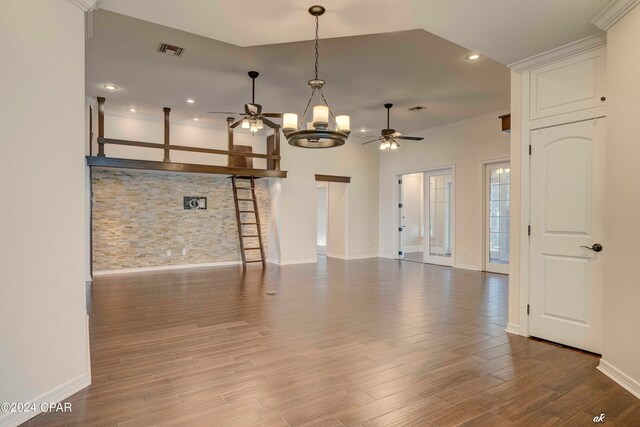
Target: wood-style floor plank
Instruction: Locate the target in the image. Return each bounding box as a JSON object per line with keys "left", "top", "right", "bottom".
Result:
{"left": 23, "top": 258, "right": 637, "bottom": 426}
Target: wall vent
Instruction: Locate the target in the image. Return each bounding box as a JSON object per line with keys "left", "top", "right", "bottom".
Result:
{"left": 159, "top": 43, "right": 184, "bottom": 57}
{"left": 408, "top": 106, "right": 426, "bottom": 111}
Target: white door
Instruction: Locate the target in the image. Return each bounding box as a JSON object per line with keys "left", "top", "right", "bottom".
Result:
{"left": 529, "top": 119, "right": 605, "bottom": 353}
{"left": 423, "top": 170, "right": 453, "bottom": 266}
{"left": 485, "top": 163, "right": 510, "bottom": 274}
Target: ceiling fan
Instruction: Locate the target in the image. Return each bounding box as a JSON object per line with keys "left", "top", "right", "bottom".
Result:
{"left": 208, "top": 71, "right": 282, "bottom": 133}
{"left": 361, "top": 103, "right": 424, "bottom": 150}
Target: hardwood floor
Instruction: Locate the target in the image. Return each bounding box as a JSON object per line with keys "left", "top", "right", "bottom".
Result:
{"left": 25, "top": 258, "right": 639, "bottom": 426}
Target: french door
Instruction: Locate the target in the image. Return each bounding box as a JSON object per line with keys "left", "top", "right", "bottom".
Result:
{"left": 423, "top": 169, "right": 453, "bottom": 266}
{"left": 485, "top": 162, "right": 510, "bottom": 274}
{"left": 529, "top": 119, "right": 604, "bottom": 353}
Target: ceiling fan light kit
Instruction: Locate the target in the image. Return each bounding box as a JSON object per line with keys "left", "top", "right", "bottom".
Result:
{"left": 363, "top": 103, "right": 425, "bottom": 152}
{"left": 283, "top": 5, "right": 351, "bottom": 148}
{"left": 208, "top": 70, "right": 282, "bottom": 134}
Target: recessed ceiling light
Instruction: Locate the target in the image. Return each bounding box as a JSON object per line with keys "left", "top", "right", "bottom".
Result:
{"left": 193, "top": 117, "right": 199, "bottom": 121}
{"left": 186, "top": 98, "right": 195, "bottom": 104}
{"left": 103, "top": 84, "right": 119, "bottom": 91}
{"left": 128, "top": 107, "right": 136, "bottom": 112}
{"left": 359, "top": 128, "right": 367, "bottom": 133}
{"left": 466, "top": 53, "right": 481, "bottom": 61}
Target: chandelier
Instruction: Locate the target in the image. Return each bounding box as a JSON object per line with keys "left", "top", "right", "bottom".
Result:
{"left": 282, "top": 5, "right": 350, "bottom": 148}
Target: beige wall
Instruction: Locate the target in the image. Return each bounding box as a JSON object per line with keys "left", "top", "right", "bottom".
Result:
{"left": 379, "top": 112, "right": 510, "bottom": 269}
{"left": 601, "top": 4, "right": 640, "bottom": 389}
{"left": 0, "top": 1, "right": 90, "bottom": 424}
{"left": 92, "top": 169, "right": 269, "bottom": 271}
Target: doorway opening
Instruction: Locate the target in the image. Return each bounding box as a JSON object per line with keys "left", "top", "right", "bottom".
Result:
{"left": 398, "top": 167, "right": 454, "bottom": 267}
{"left": 316, "top": 183, "right": 328, "bottom": 256}
{"left": 315, "top": 179, "right": 348, "bottom": 260}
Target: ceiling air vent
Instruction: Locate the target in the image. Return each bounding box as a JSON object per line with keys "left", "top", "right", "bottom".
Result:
{"left": 408, "top": 106, "right": 426, "bottom": 111}
{"left": 158, "top": 43, "right": 184, "bottom": 57}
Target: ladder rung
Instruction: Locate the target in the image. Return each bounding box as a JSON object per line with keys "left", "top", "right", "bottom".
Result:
{"left": 237, "top": 198, "right": 254, "bottom": 201}
{"left": 242, "top": 235, "right": 259, "bottom": 238}
{"left": 235, "top": 187, "right": 253, "bottom": 190}
{"left": 244, "top": 247, "right": 261, "bottom": 250}
{"left": 239, "top": 210, "right": 256, "bottom": 213}
{"left": 245, "top": 260, "right": 263, "bottom": 263}
{"left": 241, "top": 222, "right": 258, "bottom": 225}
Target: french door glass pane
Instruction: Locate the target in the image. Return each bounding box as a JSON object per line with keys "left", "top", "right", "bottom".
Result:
{"left": 428, "top": 173, "right": 452, "bottom": 257}
{"left": 489, "top": 166, "right": 510, "bottom": 265}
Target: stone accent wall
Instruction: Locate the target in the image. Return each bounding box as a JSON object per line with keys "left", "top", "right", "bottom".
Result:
{"left": 92, "top": 169, "right": 269, "bottom": 271}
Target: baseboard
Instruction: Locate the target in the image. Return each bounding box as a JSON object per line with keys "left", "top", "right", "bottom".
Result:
{"left": 505, "top": 323, "right": 520, "bottom": 335}
{"left": 454, "top": 263, "right": 480, "bottom": 271}
{"left": 597, "top": 359, "right": 640, "bottom": 400}
{"left": 93, "top": 261, "right": 242, "bottom": 276}
{"left": 326, "top": 254, "right": 379, "bottom": 260}
{"left": 344, "top": 254, "right": 379, "bottom": 260}
{"left": 267, "top": 258, "right": 318, "bottom": 266}
{"left": 0, "top": 372, "right": 90, "bottom": 427}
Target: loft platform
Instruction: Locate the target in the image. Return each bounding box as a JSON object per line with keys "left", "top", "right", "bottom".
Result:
{"left": 86, "top": 156, "right": 287, "bottom": 178}
{"left": 88, "top": 97, "right": 286, "bottom": 178}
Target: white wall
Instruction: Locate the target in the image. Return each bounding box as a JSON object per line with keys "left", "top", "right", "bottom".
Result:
{"left": 601, "top": 4, "right": 640, "bottom": 395}
{"left": 95, "top": 109, "right": 268, "bottom": 168}
{"left": 379, "top": 112, "right": 510, "bottom": 269}
{"left": 277, "top": 140, "right": 379, "bottom": 263}
{"left": 0, "top": 1, "right": 90, "bottom": 426}
{"left": 507, "top": 71, "right": 522, "bottom": 332}
{"left": 401, "top": 173, "right": 423, "bottom": 251}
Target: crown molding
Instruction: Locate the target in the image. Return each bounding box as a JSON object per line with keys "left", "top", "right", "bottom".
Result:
{"left": 509, "top": 32, "right": 606, "bottom": 72}
{"left": 68, "top": 0, "right": 99, "bottom": 12}
{"left": 592, "top": 0, "right": 640, "bottom": 30}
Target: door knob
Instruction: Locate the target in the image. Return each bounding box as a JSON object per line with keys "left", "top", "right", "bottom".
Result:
{"left": 581, "top": 243, "right": 603, "bottom": 252}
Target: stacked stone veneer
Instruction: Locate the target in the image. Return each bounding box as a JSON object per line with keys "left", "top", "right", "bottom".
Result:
{"left": 92, "top": 169, "right": 269, "bottom": 271}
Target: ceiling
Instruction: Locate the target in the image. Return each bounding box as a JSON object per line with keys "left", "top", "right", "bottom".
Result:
{"left": 97, "top": 0, "right": 610, "bottom": 65}
{"left": 87, "top": 10, "right": 511, "bottom": 135}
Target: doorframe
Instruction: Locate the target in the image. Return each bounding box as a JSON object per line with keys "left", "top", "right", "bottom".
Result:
{"left": 480, "top": 157, "right": 510, "bottom": 274}
{"left": 394, "top": 164, "right": 456, "bottom": 266}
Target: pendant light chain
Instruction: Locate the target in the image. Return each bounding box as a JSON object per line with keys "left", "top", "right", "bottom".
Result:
{"left": 314, "top": 15, "right": 320, "bottom": 80}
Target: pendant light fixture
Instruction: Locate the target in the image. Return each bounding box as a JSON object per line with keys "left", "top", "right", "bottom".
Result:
{"left": 283, "top": 5, "right": 350, "bottom": 148}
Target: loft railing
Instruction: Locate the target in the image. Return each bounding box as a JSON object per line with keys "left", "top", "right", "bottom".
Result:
{"left": 93, "top": 97, "right": 282, "bottom": 173}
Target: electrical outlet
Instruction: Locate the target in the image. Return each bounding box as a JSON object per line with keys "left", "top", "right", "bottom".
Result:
{"left": 182, "top": 247, "right": 187, "bottom": 256}
{"left": 166, "top": 249, "right": 171, "bottom": 257}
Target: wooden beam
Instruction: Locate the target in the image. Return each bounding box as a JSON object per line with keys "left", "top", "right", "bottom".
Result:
{"left": 227, "top": 117, "right": 234, "bottom": 167}
{"left": 163, "top": 107, "right": 171, "bottom": 162}
{"left": 499, "top": 114, "right": 511, "bottom": 133}
{"left": 97, "top": 97, "right": 105, "bottom": 156}
{"left": 266, "top": 135, "right": 275, "bottom": 171}
{"left": 86, "top": 156, "right": 288, "bottom": 178}
{"left": 315, "top": 174, "right": 351, "bottom": 183}
{"left": 98, "top": 138, "right": 280, "bottom": 160}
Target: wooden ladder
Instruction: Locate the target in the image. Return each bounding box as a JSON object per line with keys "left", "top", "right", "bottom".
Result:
{"left": 231, "top": 176, "right": 266, "bottom": 269}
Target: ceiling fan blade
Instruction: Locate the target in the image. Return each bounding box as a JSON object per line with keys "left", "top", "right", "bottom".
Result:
{"left": 208, "top": 111, "right": 243, "bottom": 115}
{"left": 397, "top": 136, "right": 424, "bottom": 141}
{"left": 391, "top": 131, "right": 402, "bottom": 138}
{"left": 361, "top": 138, "right": 383, "bottom": 145}
{"left": 262, "top": 113, "right": 283, "bottom": 118}
{"left": 260, "top": 117, "right": 279, "bottom": 129}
